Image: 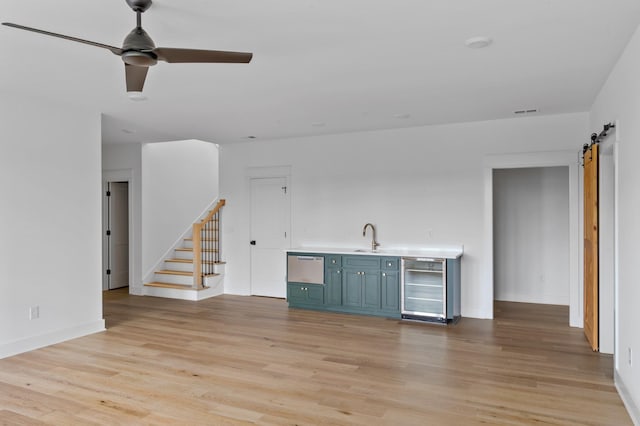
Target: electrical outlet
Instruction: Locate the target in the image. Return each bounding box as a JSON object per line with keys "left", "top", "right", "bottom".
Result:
{"left": 29, "top": 306, "right": 39, "bottom": 320}
{"left": 629, "top": 347, "right": 633, "bottom": 367}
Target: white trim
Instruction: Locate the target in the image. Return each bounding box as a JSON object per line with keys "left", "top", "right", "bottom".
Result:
{"left": 0, "top": 320, "right": 105, "bottom": 359}
{"left": 483, "top": 167, "right": 494, "bottom": 313}
{"left": 615, "top": 370, "right": 640, "bottom": 425}
{"left": 102, "top": 169, "right": 136, "bottom": 294}
{"left": 484, "top": 150, "right": 580, "bottom": 325}
{"left": 614, "top": 120, "right": 620, "bottom": 370}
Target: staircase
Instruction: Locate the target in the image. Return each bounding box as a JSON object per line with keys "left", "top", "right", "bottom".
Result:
{"left": 144, "top": 199, "right": 226, "bottom": 301}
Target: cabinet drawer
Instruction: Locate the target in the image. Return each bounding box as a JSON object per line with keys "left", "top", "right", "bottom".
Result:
{"left": 381, "top": 257, "right": 399, "bottom": 270}
{"left": 342, "top": 255, "right": 380, "bottom": 269}
{"left": 326, "top": 254, "right": 341, "bottom": 267}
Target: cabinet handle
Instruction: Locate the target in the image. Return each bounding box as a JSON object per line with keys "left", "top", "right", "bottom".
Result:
{"left": 382, "top": 272, "right": 386, "bottom": 277}
{"left": 362, "top": 271, "right": 365, "bottom": 276}
{"left": 337, "top": 270, "right": 341, "bottom": 274}
{"left": 357, "top": 271, "right": 361, "bottom": 275}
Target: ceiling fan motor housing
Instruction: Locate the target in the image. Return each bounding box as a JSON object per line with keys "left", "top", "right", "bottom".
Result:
{"left": 125, "top": 0, "right": 152, "bottom": 13}
{"left": 122, "top": 28, "right": 157, "bottom": 66}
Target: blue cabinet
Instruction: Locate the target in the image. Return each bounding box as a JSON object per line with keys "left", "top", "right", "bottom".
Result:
{"left": 342, "top": 267, "right": 380, "bottom": 309}
{"left": 287, "top": 252, "right": 400, "bottom": 318}
{"left": 325, "top": 266, "right": 342, "bottom": 305}
{"left": 287, "top": 283, "right": 324, "bottom": 306}
{"left": 381, "top": 270, "right": 400, "bottom": 312}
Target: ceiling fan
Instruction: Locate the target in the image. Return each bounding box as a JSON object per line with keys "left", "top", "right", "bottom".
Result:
{"left": 2, "top": 0, "right": 253, "bottom": 96}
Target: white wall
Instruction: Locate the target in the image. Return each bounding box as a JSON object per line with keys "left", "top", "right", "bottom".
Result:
{"left": 590, "top": 22, "right": 640, "bottom": 422}
{"left": 141, "top": 140, "right": 219, "bottom": 277}
{"left": 493, "top": 167, "right": 570, "bottom": 305}
{"left": 102, "top": 142, "right": 143, "bottom": 294}
{"left": 220, "top": 112, "right": 587, "bottom": 319}
{"left": 0, "top": 93, "right": 104, "bottom": 358}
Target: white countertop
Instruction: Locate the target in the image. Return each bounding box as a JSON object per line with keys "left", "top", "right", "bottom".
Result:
{"left": 287, "top": 246, "right": 463, "bottom": 259}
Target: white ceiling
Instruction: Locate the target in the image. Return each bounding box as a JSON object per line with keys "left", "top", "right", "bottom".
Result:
{"left": 2, "top": 0, "right": 640, "bottom": 145}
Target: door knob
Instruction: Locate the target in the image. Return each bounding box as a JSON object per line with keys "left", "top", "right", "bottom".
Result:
{"left": 250, "top": 240, "right": 256, "bottom": 245}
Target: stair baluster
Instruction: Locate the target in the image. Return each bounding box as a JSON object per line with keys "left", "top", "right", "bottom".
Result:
{"left": 192, "top": 198, "right": 225, "bottom": 289}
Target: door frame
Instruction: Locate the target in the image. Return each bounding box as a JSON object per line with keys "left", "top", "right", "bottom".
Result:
{"left": 103, "top": 169, "right": 135, "bottom": 292}
{"left": 245, "top": 166, "right": 292, "bottom": 296}
{"left": 483, "top": 151, "right": 581, "bottom": 325}
{"left": 597, "top": 123, "right": 620, "bottom": 356}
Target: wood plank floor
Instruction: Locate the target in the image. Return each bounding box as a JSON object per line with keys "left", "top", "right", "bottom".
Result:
{"left": 0, "top": 290, "right": 631, "bottom": 425}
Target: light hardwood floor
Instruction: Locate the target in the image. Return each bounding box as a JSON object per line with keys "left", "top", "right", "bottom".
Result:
{"left": 0, "top": 290, "right": 631, "bottom": 425}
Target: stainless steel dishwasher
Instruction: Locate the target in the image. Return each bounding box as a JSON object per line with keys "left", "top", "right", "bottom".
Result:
{"left": 287, "top": 255, "right": 325, "bottom": 284}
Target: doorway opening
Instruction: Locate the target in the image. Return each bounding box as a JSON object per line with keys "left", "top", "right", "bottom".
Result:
{"left": 104, "top": 180, "right": 130, "bottom": 291}
{"left": 492, "top": 166, "right": 570, "bottom": 314}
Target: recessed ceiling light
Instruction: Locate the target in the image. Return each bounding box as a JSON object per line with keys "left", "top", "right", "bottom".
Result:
{"left": 394, "top": 113, "right": 411, "bottom": 119}
{"left": 465, "top": 36, "right": 493, "bottom": 49}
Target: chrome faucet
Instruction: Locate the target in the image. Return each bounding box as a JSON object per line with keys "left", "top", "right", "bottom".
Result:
{"left": 363, "top": 223, "right": 380, "bottom": 251}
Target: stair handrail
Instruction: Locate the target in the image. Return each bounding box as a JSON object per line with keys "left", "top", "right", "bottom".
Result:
{"left": 192, "top": 198, "right": 225, "bottom": 289}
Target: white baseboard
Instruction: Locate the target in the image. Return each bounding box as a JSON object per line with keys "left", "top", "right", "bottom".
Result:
{"left": 616, "top": 369, "right": 640, "bottom": 425}
{"left": 0, "top": 319, "right": 106, "bottom": 359}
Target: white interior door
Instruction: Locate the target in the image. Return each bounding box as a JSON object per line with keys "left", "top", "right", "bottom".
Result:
{"left": 250, "top": 177, "right": 290, "bottom": 297}
{"left": 108, "top": 182, "right": 129, "bottom": 290}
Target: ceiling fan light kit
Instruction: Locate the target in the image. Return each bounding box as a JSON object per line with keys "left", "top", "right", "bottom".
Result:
{"left": 2, "top": 0, "right": 252, "bottom": 96}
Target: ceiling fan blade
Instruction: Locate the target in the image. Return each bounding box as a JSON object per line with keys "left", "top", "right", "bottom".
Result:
{"left": 153, "top": 47, "right": 252, "bottom": 64}
{"left": 2, "top": 22, "right": 123, "bottom": 56}
{"left": 125, "top": 64, "right": 149, "bottom": 92}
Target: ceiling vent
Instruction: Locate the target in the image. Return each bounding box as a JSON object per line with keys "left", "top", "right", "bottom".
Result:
{"left": 514, "top": 109, "right": 538, "bottom": 115}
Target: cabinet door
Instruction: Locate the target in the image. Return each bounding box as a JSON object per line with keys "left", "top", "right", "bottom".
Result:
{"left": 287, "top": 283, "right": 324, "bottom": 306}
{"left": 343, "top": 268, "right": 363, "bottom": 307}
{"left": 307, "top": 285, "right": 325, "bottom": 305}
{"left": 287, "top": 283, "right": 307, "bottom": 304}
{"left": 362, "top": 269, "right": 381, "bottom": 309}
{"left": 326, "top": 267, "right": 342, "bottom": 305}
{"left": 381, "top": 271, "right": 399, "bottom": 312}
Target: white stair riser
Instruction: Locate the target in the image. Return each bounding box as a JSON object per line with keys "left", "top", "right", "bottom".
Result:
{"left": 144, "top": 277, "right": 224, "bottom": 301}
{"left": 153, "top": 273, "right": 194, "bottom": 286}
{"left": 213, "top": 263, "right": 225, "bottom": 274}
{"left": 175, "top": 250, "right": 193, "bottom": 260}
{"left": 164, "top": 261, "right": 224, "bottom": 274}
{"left": 204, "top": 274, "right": 224, "bottom": 289}
{"left": 164, "top": 262, "right": 194, "bottom": 272}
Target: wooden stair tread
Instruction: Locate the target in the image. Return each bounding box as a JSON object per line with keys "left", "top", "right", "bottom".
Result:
{"left": 185, "top": 238, "right": 219, "bottom": 242}
{"left": 175, "top": 248, "right": 219, "bottom": 252}
{"left": 155, "top": 270, "right": 193, "bottom": 276}
{"left": 165, "top": 259, "right": 221, "bottom": 264}
{"left": 144, "top": 282, "right": 209, "bottom": 291}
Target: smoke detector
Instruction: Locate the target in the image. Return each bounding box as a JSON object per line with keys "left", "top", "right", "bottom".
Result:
{"left": 465, "top": 37, "right": 493, "bottom": 49}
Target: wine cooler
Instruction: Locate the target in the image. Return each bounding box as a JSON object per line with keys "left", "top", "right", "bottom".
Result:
{"left": 401, "top": 257, "right": 460, "bottom": 323}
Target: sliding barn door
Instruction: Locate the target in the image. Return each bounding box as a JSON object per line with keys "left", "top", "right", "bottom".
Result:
{"left": 583, "top": 144, "right": 599, "bottom": 351}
